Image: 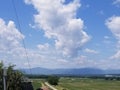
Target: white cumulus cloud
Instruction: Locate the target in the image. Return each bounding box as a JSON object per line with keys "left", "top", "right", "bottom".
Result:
{"left": 110, "top": 50, "right": 120, "bottom": 59}
{"left": 25, "top": 0, "right": 90, "bottom": 57}
{"left": 0, "top": 18, "right": 24, "bottom": 53}
{"left": 0, "top": 18, "right": 27, "bottom": 67}
{"left": 84, "top": 48, "right": 98, "bottom": 54}
{"left": 105, "top": 16, "right": 120, "bottom": 59}
{"left": 37, "top": 43, "right": 49, "bottom": 50}
{"left": 105, "top": 16, "right": 120, "bottom": 40}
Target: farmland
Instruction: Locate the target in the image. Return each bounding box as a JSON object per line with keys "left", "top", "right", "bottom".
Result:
{"left": 32, "top": 77, "right": 120, "bottom": 90}
{"left": 55, "top": 77, "right": 120, "bottom": 90}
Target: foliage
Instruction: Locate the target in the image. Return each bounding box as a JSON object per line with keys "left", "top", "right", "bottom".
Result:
{"left": 0, "top": 62, "right": 3, "bottom": 89}
{"left": 0, "top": 62, "right": 23, "bottom": 90}
{"left": 26, "top": 74, "right": 49, "bottom": 79}
{"left": 47, "top": 76, "right": 59, "bottom": 85}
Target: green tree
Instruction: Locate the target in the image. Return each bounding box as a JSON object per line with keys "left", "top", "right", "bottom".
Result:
{"left": 0, "top": 62, "right": 23, "bottom": 90}
{"left": 0, "top": 62, "right": 3, "bottom": 90}
{"left": 47, "top": 76, "right": 59, "bottom": 85}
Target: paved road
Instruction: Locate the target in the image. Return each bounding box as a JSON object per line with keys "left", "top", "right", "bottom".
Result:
{"left": 41, "top": 82, "right": 49, "bottom": 90}
{"left": 45, "top": 82, "right": 58, "bottom": 90}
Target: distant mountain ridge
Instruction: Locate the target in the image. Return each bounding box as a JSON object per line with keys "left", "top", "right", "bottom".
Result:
{"left": 20, "top": 67, "right": 120, "bottom": 75}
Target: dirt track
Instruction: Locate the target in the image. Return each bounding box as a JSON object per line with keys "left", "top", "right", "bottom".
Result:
{"left": 41, "top": 86, "right": 49, "bottom": 90}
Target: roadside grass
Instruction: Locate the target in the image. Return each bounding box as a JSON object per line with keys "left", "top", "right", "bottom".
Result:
{"left": 31, "top": 79, "right": 52, "bottom": 90}
{"left": 31, "top": 79, "right": 44, "bottom": 90}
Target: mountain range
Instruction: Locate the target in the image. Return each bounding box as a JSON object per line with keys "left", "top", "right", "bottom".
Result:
{"left": 20, "top": 67, "right": 120, "bottom": 75}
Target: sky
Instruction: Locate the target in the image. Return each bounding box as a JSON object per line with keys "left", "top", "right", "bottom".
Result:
{"left": 0, "top": 0, "right": 120, "bottom": 69}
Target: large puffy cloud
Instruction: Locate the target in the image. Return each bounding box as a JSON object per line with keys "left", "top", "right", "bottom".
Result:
{"left": 0, "top": 18, "right": 43, "bottom": 68}
{"left": 0, "top": 18, "right": 26, "bottom": 67}
{"left": 25, "top": 0, "right": 90, "bottom": 57}
{"left": 0, "top": 18, "right": 63, "bottom": 68}
{"left": 105, "top": 16, "right": 120, "bottom": 40}
{"left": 0, "top": 18, "right": 24, "bottom": 54}
{"left": 105, "top": 16, "right": 120, "bottom": 59}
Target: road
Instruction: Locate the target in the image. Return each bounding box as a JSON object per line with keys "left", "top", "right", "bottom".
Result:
{"left": 41, "top": 82, "right": 49, "bottom": 90}
{"left": 45, "top": 82, "right": 58, "bottom": 90}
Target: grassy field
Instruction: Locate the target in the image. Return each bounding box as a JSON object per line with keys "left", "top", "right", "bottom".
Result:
{"left": 54, "top": 77, "right": 120, "bottom": 90}
{"left": 31, "top": 79, "right": 52, "bottom": 90}
{"left": 31, "top": 77, "right": 120, "bottom": 90}
{"left": 31, "top": 79, "right": 43, "bottom": 90}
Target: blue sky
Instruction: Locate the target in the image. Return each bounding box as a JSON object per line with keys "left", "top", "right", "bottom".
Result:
{"left": 0, "top": 0, "right": 120, "bottom": 69}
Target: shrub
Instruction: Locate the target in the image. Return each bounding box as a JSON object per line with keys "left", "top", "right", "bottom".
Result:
{"left": 47, "top": 76, "right": 59, "bottom": 85}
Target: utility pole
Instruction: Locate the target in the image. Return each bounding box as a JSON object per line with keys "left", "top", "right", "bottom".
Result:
{"left": 3, "top": 68, "right": 7, "bottom": 90}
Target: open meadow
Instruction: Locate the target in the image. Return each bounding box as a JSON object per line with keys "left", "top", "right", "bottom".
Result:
{"left": 54, "top": 77, "right": 120, "bottom": 90}
{"left": 32, "top": 77, "right": 120, "bottom": 90}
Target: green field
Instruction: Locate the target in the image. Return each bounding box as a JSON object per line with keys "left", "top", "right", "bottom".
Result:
{"left": 31, "top": 79, "right": 43, "bottom": 90}
{"left": 55, "top": 77, "right": 120, "bottom": 90}
{"left": 31, "top": 77, "right": 120, "bottom": 90}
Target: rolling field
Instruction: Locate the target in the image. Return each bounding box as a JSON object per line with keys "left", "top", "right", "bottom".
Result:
{"left": 31, "top": 77, "right": 120, "bottom": 90}
{"left": 54, "top": 77, "right": 120, "bottom": 90}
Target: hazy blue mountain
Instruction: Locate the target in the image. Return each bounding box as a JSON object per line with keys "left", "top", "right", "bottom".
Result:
{"left": 104, "top": 69, "right": 120, "bottom": 74}
{"left": 20, "top": 67, "right": 108, "bottom": 75}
